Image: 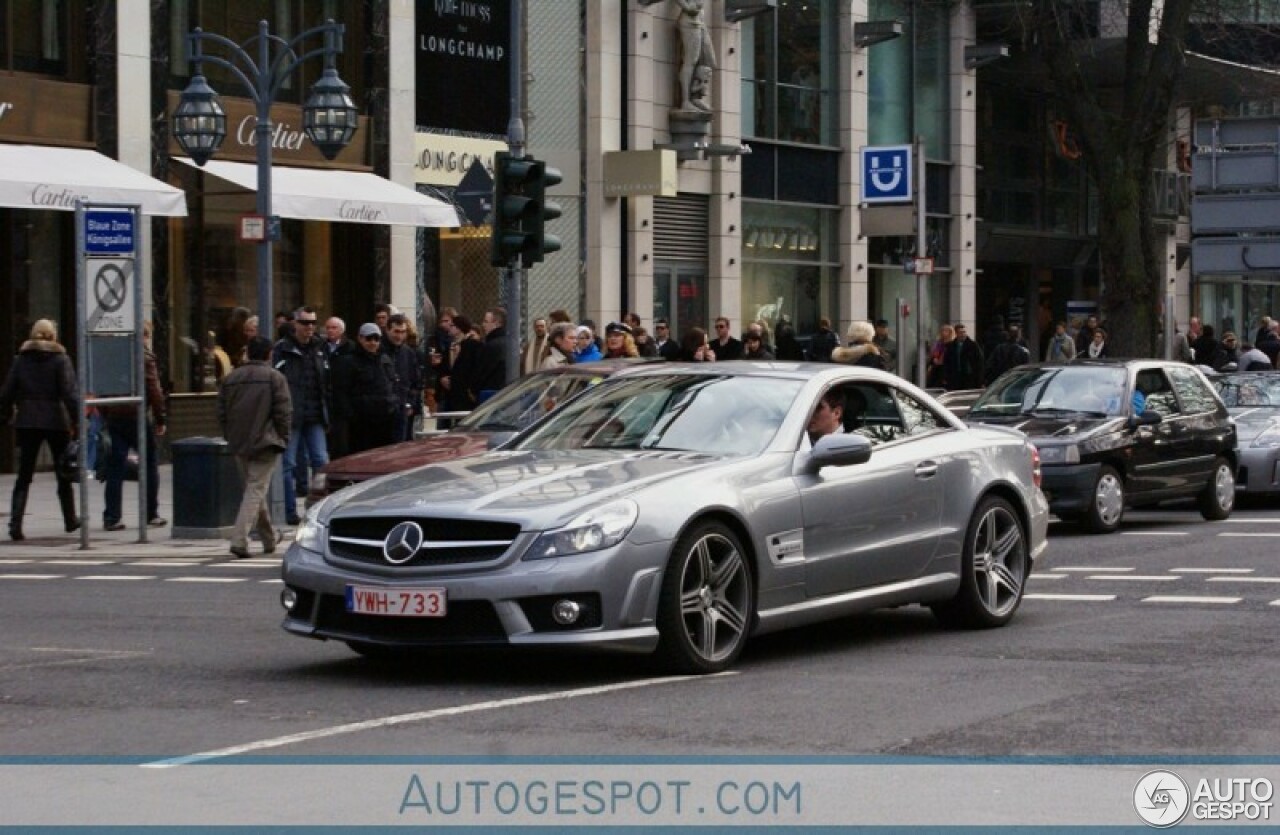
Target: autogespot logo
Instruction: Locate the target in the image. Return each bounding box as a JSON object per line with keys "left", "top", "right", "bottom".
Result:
{"left": 1134, "top": 770, "right": 1190, "bottom": 828}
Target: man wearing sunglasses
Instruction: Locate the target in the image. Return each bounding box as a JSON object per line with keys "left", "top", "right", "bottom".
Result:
{"left": 271, "top": 305, "right": 331, "bottom": 525}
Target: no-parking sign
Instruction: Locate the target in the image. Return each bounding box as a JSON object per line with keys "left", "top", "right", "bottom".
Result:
{"left": 861, "top": 145, "right": 913, "bottom": 204}
{"left": 84, "top": 258, "right": 136, "bottom": 333}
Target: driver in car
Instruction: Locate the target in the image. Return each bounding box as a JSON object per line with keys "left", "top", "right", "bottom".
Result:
{"left": 807, "top": 390, "right": 845, "bottom": 445}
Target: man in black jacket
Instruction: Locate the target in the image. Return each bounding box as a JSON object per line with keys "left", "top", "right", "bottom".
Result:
{"left": 383, "top": 313, "right": 423, "bottom": 442}
{"left": 335, "top": 323, "right": 398, "bottom": 454}
{"left": 475, "top": 307, "right": 508, "bottom": 400}
{"left": 271, "top": 305, "right": 330, "bottom": 525}
{"left": 653, "top": 319, "right": 682, "bottom": 361}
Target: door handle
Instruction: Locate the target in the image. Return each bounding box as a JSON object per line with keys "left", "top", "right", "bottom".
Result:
{"left": 915, "top": 461, "right": 939, "bottom": 478}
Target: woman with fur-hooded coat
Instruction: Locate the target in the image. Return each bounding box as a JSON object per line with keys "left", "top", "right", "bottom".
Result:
{"left": 831, "top": 321, "right": 886, "bottom": 371}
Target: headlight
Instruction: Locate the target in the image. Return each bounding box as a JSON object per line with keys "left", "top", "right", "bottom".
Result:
{"left": 1036, "top": 444, "right": 1080, "bottom": 465}
{"left": 295, "top": 500, "right": 329, "bottom": 553}
{"left": 526, "top": 500, "right": 639, "bottom": 560}
{"left": 1252, "top": 425, "right": 1280, "bottom": 448}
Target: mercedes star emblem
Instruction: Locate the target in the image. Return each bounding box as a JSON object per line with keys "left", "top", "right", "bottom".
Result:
{"left": 382, "top": 521, "right": 424, "bottom": 564}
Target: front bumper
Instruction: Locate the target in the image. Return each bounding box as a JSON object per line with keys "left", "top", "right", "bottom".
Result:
{"left": 1235, "top": 448, "right": 1280, "bottom": 494}
{"left": 280, "top": 538, "right": 668, "bottom": 653}
{"left": 1039, "top": 462, "right": 1102, "bottom": 516}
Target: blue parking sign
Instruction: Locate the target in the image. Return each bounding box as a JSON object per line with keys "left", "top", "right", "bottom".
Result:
{"left": 861, "top": 145, "right": 912, "bottom": 204}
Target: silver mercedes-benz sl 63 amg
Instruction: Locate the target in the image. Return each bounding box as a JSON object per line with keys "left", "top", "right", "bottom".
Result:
{"left": 281, "top": 363, "right": 1049, "bottom": 673}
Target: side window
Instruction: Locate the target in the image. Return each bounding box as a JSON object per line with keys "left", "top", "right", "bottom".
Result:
{"left": 1167, "top": 366, "right": 1219, "bottom": 415}
{"left": 839, "top": 383, "right": 907, "bottom": 446}
{"left": 1137, "top": 369, "right": 1181, "bottom": 417}
{"left": 895, "top": 389, "right": 946, "bottom": 437}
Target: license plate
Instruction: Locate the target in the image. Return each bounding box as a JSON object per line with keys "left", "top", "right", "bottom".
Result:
{"left": 345, "top": 585, "right": 447, "bottom": 617}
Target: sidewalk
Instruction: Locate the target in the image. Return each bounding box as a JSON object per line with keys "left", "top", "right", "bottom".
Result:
{"left": 0, "top": 464, "right": 290, "bottom": 559}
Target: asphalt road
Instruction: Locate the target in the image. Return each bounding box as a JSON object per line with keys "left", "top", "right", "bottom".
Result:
{"left": 4, "top": 503, "right": 1280, "bottom": 761}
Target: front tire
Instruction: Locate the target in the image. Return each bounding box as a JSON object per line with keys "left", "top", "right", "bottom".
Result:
{"left": 1084, "top": 465, "right": 1125, "bottom": 533}
{"left": 656, "top": 521, "right": 754, "bottom": 674}
{"left": 932, "top": 495, "right": 1028, "bottom": 629}
{"left": 1198, "top": 456, "right": 1235, "bottom": 521}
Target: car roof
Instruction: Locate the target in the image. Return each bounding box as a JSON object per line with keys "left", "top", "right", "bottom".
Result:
{"left": 616, "top": 360, "right": 905, "bottom": 383}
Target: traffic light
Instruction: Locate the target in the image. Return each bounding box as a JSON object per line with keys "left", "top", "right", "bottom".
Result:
{"left": 489, "top": 151, "right": 538, "bottom": 267}
{"left": 525, "top": 159, "right": 562, "bottom": 268}
{"left": 489, "top": 152, "right": 564, "bottom": 268}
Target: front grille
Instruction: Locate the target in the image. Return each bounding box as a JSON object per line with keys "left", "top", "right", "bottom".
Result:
{"left": 312, "top": 594, "right": 507, "bottom": 643}
{"left": 327, "top": 516, "right": 521, "bottom": 567}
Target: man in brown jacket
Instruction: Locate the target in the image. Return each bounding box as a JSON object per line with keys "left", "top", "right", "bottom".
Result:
{"left": 219, "top": 336, "right": 292, "bottom": 558}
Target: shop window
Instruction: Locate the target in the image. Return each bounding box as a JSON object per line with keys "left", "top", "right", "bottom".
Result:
{"left": 2, "top": 0, "right": 82, "bottom": 78}
{"left": 741, "top": 0, "right": 837, "bottom": 146}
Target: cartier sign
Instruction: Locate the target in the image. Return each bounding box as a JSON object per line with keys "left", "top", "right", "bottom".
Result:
{"left": 0, "top": 77, "right": 93, "bottom": 145}
{"left": 166, "top": 92, "right": 369, "bottom": 167}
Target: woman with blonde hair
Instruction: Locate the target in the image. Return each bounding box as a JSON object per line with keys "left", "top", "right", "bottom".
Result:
{"left": 603, "top": 322, "right": 640, "bottom": 358}
{"left": 832, "top": 321, "right": 887, "bottom": 370}
{"left": 0, "top": 319, "right": 80, "bottom": 539}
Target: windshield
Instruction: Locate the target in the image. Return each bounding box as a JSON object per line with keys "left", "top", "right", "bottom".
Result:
{"left": 511, "top": 374, "right": 801, "bottom": 455}
{"left": 1213, "top": 374, "right": 1280, "bottom": 408}
{"left": 456, "top": 371, "right": 604, "bottom": 432}
{"left": 969, "top": 366, "right": 1129, "bottom": 418}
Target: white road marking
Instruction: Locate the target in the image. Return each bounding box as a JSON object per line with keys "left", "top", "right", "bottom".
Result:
{"left": 209, "top": 560, "right": 280, "bottom": 568}
{"left": 1142, "top": 596, "right": 1241, "bottom": 604}
{"left": 1028, "top": 573, "right": 1067, "bottom": 580}
{"left": 1050, "top": 566, "right": 1135, "bottom": 573}
{"left": 43, "top": 559, "right": 115, "bottom": 566}
{"left": 165, "top": 577, "right": 246, "bottom": 584}
{"left": 259, "top": 579, "right": 283, "bottom": 584}
{"left": 0, "top": 647, "right": 149, "bottom": 672}
{"left": 1025, "top": 593, "right": 1117, "bottom": 601}
{"left": 1120, "top": 531, "right": 1189, "bottom": 536}
{"left": 1086, "top": 575, "right": 1180, "bottom": 581}
{"left": 1271, "top": 600, "right": 1280, "bottom": 607}
{"left": 1223, "top": 518, "right": 1280, "bottom": 523}
{"left": 128, "top": 560, "right": 208, "bottom": 567}
{"left": 74, "top": 575, "right": 155, "bottom": 581}
{"left": 1206, "top": 576, "right": 1280, "bottom": 584}
{"left": 0, "top": 574, "right": 63, "bottom": 580}
{"left": 1219, "top": 532, "right": 1280, "bottom": 537}
{"left": 0, "top": 559, "right": 33, "bottom": 564}
{"left": 1172, "top": 567, "right": 1254, "bottom": 574}
{"left": 143, "top": 673, "right": 737, "bottom": 768}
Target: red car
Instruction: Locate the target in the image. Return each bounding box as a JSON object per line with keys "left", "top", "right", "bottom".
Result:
{"left": 309, "top": 359, "right": 656, "bottom": 501}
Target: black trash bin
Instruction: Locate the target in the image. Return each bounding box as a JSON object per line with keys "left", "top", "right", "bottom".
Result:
{"left": 171, "top": 437, "right": 244, "bottom": 539}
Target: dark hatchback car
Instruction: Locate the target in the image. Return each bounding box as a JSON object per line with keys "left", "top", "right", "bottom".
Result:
{"left": 965, "top": 359, "right": 1236, "bottom": 533}
{"left": 310, "top": 359, "right": 656, "bottom": 500}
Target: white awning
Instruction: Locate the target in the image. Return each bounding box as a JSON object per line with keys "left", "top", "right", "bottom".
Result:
{"left": 176, "top": 158, "right": 460, "bottom": 227}
{"left": 0, "top": 144, "right": 187, "bottom": 217}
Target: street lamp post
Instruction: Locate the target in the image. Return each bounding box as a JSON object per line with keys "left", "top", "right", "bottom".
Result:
{"left": 172, "top": 19, "right": 357, "bottom": 322}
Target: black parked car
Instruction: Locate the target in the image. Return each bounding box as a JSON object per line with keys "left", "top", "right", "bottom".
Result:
{"left": 966, "top": 359, "right": 1237, "bottom": 533}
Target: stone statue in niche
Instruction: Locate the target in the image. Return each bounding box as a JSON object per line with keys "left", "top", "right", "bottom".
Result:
{"left": 675, "top": 0, "right": 716, "bottom": 112}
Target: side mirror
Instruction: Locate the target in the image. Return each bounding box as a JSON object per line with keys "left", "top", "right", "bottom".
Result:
{"left": 1127, "top": 409, "right": 1162, "bottom": 430}
{"left": 805, "top": 433, "right": 873, "bottom": 473}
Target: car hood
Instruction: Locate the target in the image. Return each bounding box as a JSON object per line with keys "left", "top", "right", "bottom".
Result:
{"left": 1228, "top": 407, "right": 1280, "bottom": 442}
{"left": 966, "top": 413, "right": 1121, "bottom": 440}
{"left": 322, "top": 432, "right": 493, "bottom": 478}
{"left": 321, "top": 448, "right": 725, "bottom": 527}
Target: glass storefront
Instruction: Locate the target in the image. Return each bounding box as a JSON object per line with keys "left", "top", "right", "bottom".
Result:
{"left": 868, "top": 0, "right": 951, "bottom": 159}
{"left": 741, "top": 202, "right": 838, "bottom": 345}
{"left": 1196, "top": 277, "right": 1280, "bottom": 344}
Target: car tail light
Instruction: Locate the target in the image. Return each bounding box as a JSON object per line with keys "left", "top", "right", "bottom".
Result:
{"left": 1029, "top": 445, "right": 1042, "bottom": 489}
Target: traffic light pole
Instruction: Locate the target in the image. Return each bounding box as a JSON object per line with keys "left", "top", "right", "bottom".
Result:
{"left": 504, "top": 0, "right": 526, "bottom": 387}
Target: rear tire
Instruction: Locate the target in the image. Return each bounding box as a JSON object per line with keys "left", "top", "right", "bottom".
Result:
{"left": 1198, "top": 456, "right": 1235, "bottom": 521}
{"left": 655, "top": 521, "right": 754, "bottom": 674}
{"left": 1084, "top": 465, "right": 1125, "bottom": 534}
{"left": 932, "top": 495, "right": 1028, "bottom": 629}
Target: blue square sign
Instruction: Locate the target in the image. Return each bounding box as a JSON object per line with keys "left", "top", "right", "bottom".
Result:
{"left": 861, "top": 145, "right": 913, "bottom": 204}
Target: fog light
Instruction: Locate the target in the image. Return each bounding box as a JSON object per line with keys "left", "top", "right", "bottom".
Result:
{"left": 281, "top": 588, "right": 298, "bottom": 612}
{"left": 551, "top": 599, "right": 581, "bottom": 625}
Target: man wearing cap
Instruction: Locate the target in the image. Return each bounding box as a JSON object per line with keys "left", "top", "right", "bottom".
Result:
{"left": 873, "top": 318, "right": 898, "bottom": 373}
{"left": 333, "top": 323, "right": 398, "bottom": 455}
